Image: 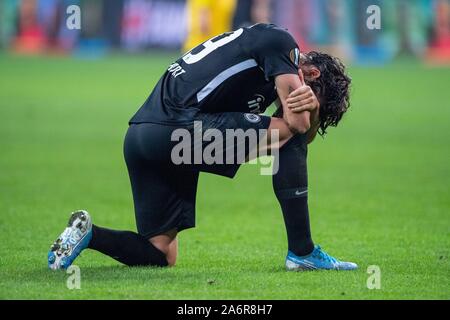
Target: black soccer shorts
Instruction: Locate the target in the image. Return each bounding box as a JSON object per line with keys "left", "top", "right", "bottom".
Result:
{"left": 123, "top": 112, "right": 271, "bottom": 238}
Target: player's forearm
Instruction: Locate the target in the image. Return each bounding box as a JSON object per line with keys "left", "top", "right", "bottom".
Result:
{"left": 275, "top": 75, "right": 311, "bottom": 134}
{"left": 284, "top": 110, "right": 311, "bottom": 134}
{"left": 306, "top": 109, "right": 320, "bottom": 144}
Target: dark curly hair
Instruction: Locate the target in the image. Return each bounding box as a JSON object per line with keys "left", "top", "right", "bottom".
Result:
{"left": 303, "top": 51, "right": 351, "bottom": 136}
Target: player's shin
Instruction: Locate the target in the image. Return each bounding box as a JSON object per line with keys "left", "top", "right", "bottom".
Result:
{"left": 272, "top": 134, "right": 314, "bottom": 257}
{"left": 88, "top": 225, "right": 168, "bottom": 267}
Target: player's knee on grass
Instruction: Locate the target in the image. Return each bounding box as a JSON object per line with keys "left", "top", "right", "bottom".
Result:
{"left": 149, "top": 229, "right": 178, "bottom": 267}
{"left": 149, "top": 241, "right": 177, "bottom": 267}
{"left": 166, "top": 239, "right": 178, "bottom": 267}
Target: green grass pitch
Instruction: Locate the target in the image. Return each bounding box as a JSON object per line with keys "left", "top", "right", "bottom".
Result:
{"left": 0, "top": 53, "right": 449, "bottom": 299}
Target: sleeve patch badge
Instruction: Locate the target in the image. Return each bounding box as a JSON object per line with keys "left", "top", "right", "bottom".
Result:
{"left": 289, "top": 48, "right": 300, "bottom": 67}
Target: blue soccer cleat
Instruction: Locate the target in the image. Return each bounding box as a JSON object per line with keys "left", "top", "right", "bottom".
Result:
{"left": 48, "top": 210, "right": 92, "bottom": 270}
{"left": 285, "top": 245, "right": 358, "bottom": 271}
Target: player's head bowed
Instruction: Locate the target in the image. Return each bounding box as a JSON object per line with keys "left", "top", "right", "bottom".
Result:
{"left": 301, "top": 51, "right": 351, "bottom": 136}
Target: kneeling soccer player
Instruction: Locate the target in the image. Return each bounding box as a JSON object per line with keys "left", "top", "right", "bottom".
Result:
{"left": 48, "top": 23, "right": 356, "bottom": 271}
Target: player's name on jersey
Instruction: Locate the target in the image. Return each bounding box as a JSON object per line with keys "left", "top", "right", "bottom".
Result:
{"left": 167, "top": 62, "right": 186, "bottom": 78}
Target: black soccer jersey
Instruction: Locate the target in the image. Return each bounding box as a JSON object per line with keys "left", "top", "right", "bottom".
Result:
{"left": 129, "top": 23, "right": 300, "bottom": 125}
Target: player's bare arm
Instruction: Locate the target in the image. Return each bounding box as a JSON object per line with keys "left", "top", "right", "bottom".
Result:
{"left": 287, "top": 94, "right": 320, "bottom": 143}
{"left": 305, "top": 109, "right": 320, "bottom": 144}
{"left": 275, "top": 73, "right": 311, "bottom": 134}
{"left": 278, "top": 68, "right": 321, "bottom": 143}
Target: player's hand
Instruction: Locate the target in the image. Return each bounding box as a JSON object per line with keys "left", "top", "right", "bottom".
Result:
{"left": 287, "top": 69, "right": 320, "bottom": 113}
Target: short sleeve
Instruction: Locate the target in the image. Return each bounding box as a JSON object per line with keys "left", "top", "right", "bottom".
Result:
{"left": 247, "top": 24, "right": 300, "bottom": 79}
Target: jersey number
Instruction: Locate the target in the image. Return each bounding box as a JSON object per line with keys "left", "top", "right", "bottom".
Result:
{"left": 182, "top": 28, "right": 243, "bottom": 64}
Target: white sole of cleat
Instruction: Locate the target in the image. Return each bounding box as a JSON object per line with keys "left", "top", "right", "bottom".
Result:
{"left": 48, "top": 210, "right": 92, "bottom": 270}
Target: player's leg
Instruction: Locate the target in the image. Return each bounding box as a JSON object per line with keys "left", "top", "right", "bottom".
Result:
{"left": 47, "top": 209, "right": 170, "bottom": 270}
{"left": 268, "top": 118, "right": 357, "bottom": 271}
{"left": 234, "top": 116, "right": 315, "bottom": 259}
{"left": 93, "top": 122, "right": 198, "bottom": 267}
{"left": 235, "top": 116, "right": 316, "bottom": 258}
{"left": 88, "top": 223, "right": 178, "bottom": 267}
{"left": 238, "top": 115, "right": 315, "bottom": 257}
{"left": 120, "top": 122, "right": 197, "bottom": 266}
{"left": 271, "top": 131, "right": 314, "bottom": 256}
{"left": 189, "top": 112, "right": 311, "bottom": 261}
{"left": 48, "top": 123, "right": 196, "bottom": 269}
{"left": 87, "top": 224, "right": 170, "bottom": 267}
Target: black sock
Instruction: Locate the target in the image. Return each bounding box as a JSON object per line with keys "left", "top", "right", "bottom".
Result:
{"left": 273, "top": 134, "right": 314, "bottom": 256}
{"left": 87, "top": 225, "right": 168, "bottom": 267}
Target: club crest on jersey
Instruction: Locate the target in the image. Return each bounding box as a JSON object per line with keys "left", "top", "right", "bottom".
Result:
{"left": 243, "top": 113, "right": 261, "bottom": 123}
{"left": 289, "top": 48, "right": 300, "bottom": 67}
{"left": 247, "top": 94, "right": 265, "bottom": 113}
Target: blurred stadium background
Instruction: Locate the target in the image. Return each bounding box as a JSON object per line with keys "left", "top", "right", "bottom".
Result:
{"left": 0, "top": 0, "right": 449, "bottom": 299}
{"left": 1, "top": 0, "right": 450, "bottom": 64}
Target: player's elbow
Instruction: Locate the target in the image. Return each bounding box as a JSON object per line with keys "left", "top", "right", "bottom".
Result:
{"left": 287, "top": 119, "right": 311, "bottom": 135}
